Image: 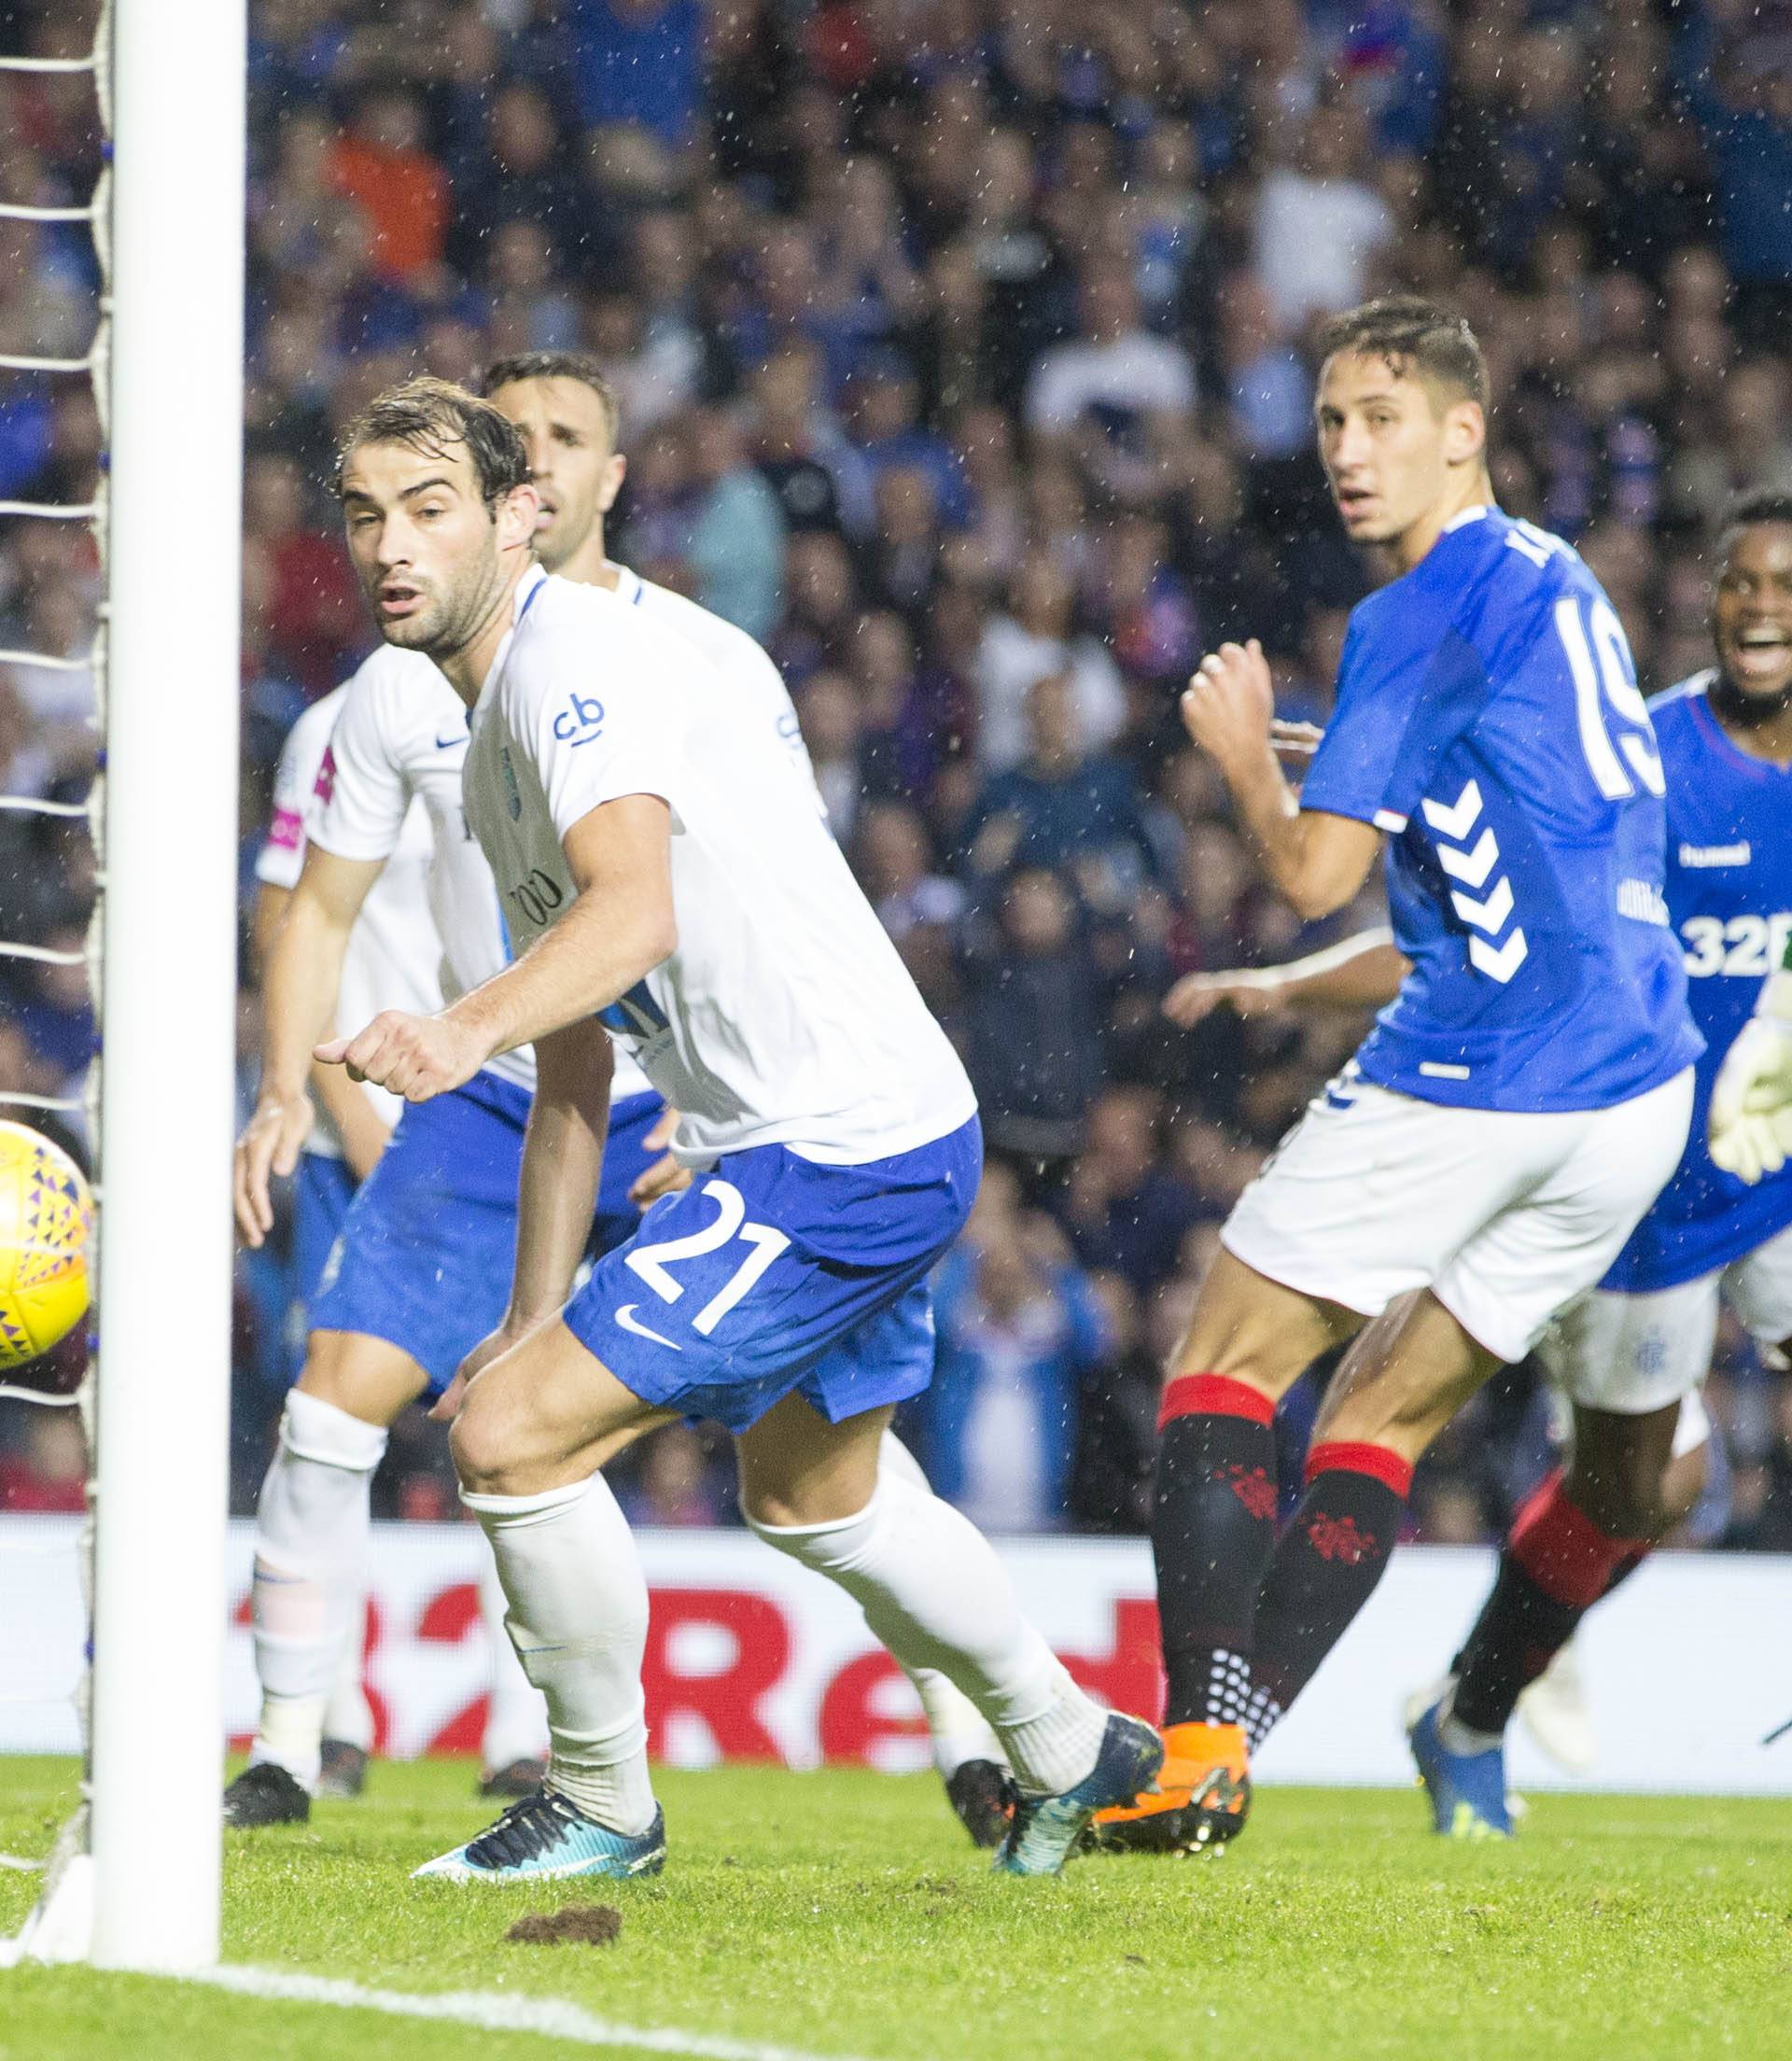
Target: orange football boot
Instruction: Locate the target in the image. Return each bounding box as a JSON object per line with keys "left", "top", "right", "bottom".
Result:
{"left": 1088, "top": 1720, "right": 1252, "bottom": 1855}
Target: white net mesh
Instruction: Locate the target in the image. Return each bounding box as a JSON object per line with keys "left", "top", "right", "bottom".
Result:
{"left": 0, "top": 7, "right": 110, "bottom": 1943}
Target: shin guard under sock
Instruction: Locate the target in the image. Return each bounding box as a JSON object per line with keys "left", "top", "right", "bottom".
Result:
{"left": 1151, "top": 1375, "right": 1280, "bottom": 1728}
{"left": 1248, "top": 1441, "right": 1412, "bottom": 1748}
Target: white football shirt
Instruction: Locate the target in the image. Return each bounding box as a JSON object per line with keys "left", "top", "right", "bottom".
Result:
{"left": 257, "top": 685, "right": 443, "bottom": 1156}
{"left": 623, "top": 566, "right": 824, "bottom": 813}
{"left": 463, "top": 567, "right": 977, "bottom": 1165}
{"left": 301, "top": 644, "right": 536, "bottom": 1096}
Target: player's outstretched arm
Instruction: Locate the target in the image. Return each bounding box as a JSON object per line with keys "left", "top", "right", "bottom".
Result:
{"left": 1181, "top": 640, "right": 1381, "bottom": 919}
{"left": 432, "top": 1016, "right": 614, "bottom": 1422}
{"left": 1710, "top": 949, "right": 1792, "bottom": 1185}
{"left": 234, "top": 845, "right": 385, "bottom": 1247}
{"left": 317, "top": 794, "right": 677, "bottom": 1101}
{"left": 1164, "top": 928, "right": 1408, "bottom": 1029}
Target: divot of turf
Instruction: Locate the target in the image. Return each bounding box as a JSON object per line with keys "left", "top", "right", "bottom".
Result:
{"left": 503, "top": 1903, "right": 623, "bottom": 1946}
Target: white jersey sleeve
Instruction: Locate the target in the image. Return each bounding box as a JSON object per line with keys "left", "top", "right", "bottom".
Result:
{"left": 257, "top": 688, "right": 348, "bottom": 890}
{"left": 304, "top": 649, "right": 415, "bottom": 862}
{"left": 527, "top": 642, "right": 688, "bottom": 848}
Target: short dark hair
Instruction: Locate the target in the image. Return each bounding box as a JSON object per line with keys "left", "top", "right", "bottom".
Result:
{"left": 1317, "top": 295, "right": 1491, "bottom": 414}
{"left": 1719, "top": 488, "right": 1792, "bottom": 544}
{"left": 332, "top": 376, "right": 529, "bottom": 508}
{"left": 478, "top": 351, "right": 622, "bottom": 444}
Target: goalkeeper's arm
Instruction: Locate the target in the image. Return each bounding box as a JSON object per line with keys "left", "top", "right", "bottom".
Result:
{"left": 1708, "top": 932, "right": 1792, "bottom": 1186}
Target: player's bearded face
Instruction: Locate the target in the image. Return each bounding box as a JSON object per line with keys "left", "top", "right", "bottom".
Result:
{"left": 340, "top": 442, "right": 515, "bottom": 657}
{"left": 487, "top": 377, "right": 623, "bottom": 574}
{"left": 1712, "top": 524, "right": 1792, "bottom": 709}
{"left": 1315, "top": 355, "right": 1454, "bottom": 547}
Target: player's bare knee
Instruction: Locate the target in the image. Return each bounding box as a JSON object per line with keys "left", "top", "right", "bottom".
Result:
{"left": 448, "top": 1390, "right": 526, "bottom": 1495}
{"left": 1566, "top": 1450, "right": 1675, "bottom": 1539}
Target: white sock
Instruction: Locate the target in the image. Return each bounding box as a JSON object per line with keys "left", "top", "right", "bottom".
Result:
{"left": 320, "top": 1598, "right": 374, "bottom": 1753}
{"left": 249, "top": 1389, "right": 387, "bottom": 1788}
{"left": 478, "top": 1545, "right": 549, "bottom": 1774}
{"left": 1439, "top": 1684, "right": 1505, "bottom": 1759}
{"left": 876, "top": 1433, "right": 1007, "bottom": 1777}
{"left": 748, "top": 1475, "right": 1104, "bottom": 1795}
{"left": 463, "top": 1473, "right": 656, "bottom": 1836}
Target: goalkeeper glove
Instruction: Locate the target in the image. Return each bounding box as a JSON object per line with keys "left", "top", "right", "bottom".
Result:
{"left": 1709, "top": 955, "right": 1792, "bottom": 1186}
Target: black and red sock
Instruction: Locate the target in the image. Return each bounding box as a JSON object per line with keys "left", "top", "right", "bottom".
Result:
{"left": 1247, "top": 1440, "right": 1412, "bottom": 1748}
{"left": 1449, "top": 1468, "right": 1646, "bottom": 1737}
{"left": 1151, "top": 1374, "right": 1281, "bottom": 1729}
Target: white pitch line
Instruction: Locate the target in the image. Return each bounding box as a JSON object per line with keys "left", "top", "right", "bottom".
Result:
{"left": 188, "top": 1963, "right": 876, "bottom": 2061}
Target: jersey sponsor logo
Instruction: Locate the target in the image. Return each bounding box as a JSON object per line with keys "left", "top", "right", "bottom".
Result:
{"left": 613, "top": 1302, "right": 683, "bottom": 1352}
{"left": 1679, "top": 842, "right": 1752, "bottom": 868}
{"left": 434, "top": 729, "right": 465, "bottom": 750}
{"left": 1617, "top": 878, "right": 1670, "bottom": 927}
{"left": 1682, "top": 913, "right": 1792, "bottom": 977}
{"left": 506, "top": 866, "right": 565, "bottom": 930}
{"left": 312, "top": 744, "right": 337, "bottom": 806}
{"left": 1421, "top": 778, "right": 1530, "bottom": 982}
{"left": 552, "top": 691, "right": 606, "bottom": 747}
{"left": 266, "top": 806, "right": 303, "bottom": 853}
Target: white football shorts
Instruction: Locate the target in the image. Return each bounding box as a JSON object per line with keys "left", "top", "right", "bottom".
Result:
{"left": 1540, "top": 1213, "right": 1792, "bottom": 1417}
{"left": 1222, "top": 1065, "right": 1695, "bottom": 1365}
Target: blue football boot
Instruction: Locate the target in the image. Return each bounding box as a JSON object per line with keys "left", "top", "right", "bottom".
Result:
{"left": 413, "top": 1788, "right": 667, "bottom": 1883}
{"left": 1408, "top": 1697, "right": 1514, "bottom": 1840}
{"left": 993, "top": 1713, "right": 1166, "bottom": 1877}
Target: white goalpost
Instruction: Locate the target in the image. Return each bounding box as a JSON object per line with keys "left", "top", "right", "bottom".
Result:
{"left": 82, "top": 0, "right": 245, "bottom": 1971}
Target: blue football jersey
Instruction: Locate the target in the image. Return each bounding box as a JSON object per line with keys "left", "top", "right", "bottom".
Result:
{"left": 1602, "top": 672, "right": 1792, "bottom": 1293}
{"left": 1300, "top": 507, "right": 1701, "bottom": 1113}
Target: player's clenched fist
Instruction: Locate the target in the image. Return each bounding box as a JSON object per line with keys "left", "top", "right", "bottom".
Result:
{"left": 315, "top": 1010, "right": 488, "bottom": 1103}
{"left": 233, "top": 1092, "right": 314, "bottom": 1247}
{"left": 1181, "top": 639, "right": 1276, "bottom": 775}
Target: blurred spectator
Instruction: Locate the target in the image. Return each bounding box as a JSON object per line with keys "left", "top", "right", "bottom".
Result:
{"left": 974, "top": 553, "right": 1127, "bottom": 771}
{"left": 1252, "top": 104, "right": 1396, "bottom": 334}
{"left": 924, "top": 1182, "right": 1111, "bottom": 1530}
{"left": 682, "top": 405, "right": 787, "bottom": 641}
{"left": 326, "top": 85, "right": 451, "bottom": 284}
{"left": 618, "top": 1424, "right": 726, "bottom": 1527}
{"left": 962, "top": 867, "right": 1104, "bottom": 1165}
{"left": 961, "top": 674, "right": 1161, "bottom": 912}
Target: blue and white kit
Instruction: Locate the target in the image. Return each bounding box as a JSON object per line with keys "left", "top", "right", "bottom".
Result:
{"left": 462, "top": 567, "right": 981, "bottom": 1432}
{"left": 295, "top": 641, "right": 665, "bottom": 1394}
{"left": 1540, "top": 671, "right": 1792, "bottom": 1418}
{"left": 1224, "top": 508, "right": 1701, "bottom": 1363}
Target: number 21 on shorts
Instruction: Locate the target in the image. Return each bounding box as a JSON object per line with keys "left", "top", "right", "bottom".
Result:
{"left": 624, "top": 1179, "right": 791, "bottom": 1337}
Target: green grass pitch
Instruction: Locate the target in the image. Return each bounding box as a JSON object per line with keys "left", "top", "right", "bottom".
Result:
{"left": 1, "top": 1756, "right": 1787, "bottom": 2061}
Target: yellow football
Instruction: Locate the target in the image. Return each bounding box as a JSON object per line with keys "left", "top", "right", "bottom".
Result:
{"left": 0, "top": 1120, "right": 92, "bottom": 1369}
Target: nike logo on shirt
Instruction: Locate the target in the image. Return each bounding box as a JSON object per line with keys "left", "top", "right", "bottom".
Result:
{"left": 613, "top": 1303, "right": 682, "bottom": 1352}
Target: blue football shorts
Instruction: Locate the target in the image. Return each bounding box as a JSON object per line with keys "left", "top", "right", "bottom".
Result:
{"left": 564, "top": 1115, "right": 983, "bottom": 1434}
{"left": 309, "top": 1074, "right": 664, "bottom": 1395}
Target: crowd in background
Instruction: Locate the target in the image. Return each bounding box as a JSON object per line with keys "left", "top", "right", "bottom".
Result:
{"left": 1, "top": 0, "right": 1790, "bottom": 1547}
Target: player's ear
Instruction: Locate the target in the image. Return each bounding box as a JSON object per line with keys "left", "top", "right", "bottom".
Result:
{"left": 597, "top": 452, "right": 626, "bottom": 518}
{"left": 1443, "top": 398, "right": 1486, "bottom": 470}
{"left": 497, "top": 482, "right": 539, "bottom": 552}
